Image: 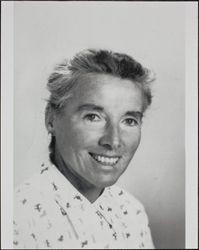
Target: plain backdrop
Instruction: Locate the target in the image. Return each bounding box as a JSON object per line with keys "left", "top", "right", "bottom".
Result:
{"left": 14, "top": 2, "right": 185, "bottom": 249}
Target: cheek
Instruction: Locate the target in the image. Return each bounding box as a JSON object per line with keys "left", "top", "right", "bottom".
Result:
{"left": 72, "top": 125, "right": 103, "bottom": 147}
{"left": 54, "top": 121, "right": 79, "bottom": 154}
{"left": 123, "top": 129, "right": 141, "bottom": 153}
{"left": 58, "top": 123, "right": 101, "bottom": 152}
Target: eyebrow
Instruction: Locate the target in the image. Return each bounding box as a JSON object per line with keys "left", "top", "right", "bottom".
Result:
{"left": 76, "top": 104, "right": 104, "bottom": 112}
{"left": 125, "top": 111, "right": 143, "bottom": 120}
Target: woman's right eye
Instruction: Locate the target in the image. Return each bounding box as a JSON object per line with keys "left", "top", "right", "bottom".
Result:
{"left": 84, "top": 113, "right": 101, "bottom": 122}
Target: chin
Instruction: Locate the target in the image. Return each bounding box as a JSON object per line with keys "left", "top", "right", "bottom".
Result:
{"left": 94, "top": 177, "right": 119, "bottom": 189}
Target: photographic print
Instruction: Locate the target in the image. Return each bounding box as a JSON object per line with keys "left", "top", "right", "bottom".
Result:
{"left": 1, "top": 1, "right": 198, "bottom": 249}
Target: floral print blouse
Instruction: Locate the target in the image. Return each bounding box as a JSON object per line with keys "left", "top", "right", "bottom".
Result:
{"left": 13, "top": 162, "right": 155, "bottom": 249}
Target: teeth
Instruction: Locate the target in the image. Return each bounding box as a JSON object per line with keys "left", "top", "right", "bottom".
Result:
{"left": 91, "top": 153, "right": 120, "bottom": 165}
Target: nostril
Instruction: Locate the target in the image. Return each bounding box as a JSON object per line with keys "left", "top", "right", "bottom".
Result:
{"left": 98, "top": 124, "right": 121, "bottom": 149}
{"left": 98, "top": 135, "right": 112, "bottom": 149}
{"left": 98, "top": 134, "right": 121, "bottom": 150}
{"left": 101, "top": 143, "right": 113, "bottom": 150}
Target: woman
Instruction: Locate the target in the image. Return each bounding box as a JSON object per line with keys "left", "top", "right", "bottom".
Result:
{"left": 14, "top": 49, "right": 155, "bottom": 249}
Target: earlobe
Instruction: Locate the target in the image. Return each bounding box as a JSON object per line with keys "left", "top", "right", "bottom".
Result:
{"left": 45, "top": 107, "right": 56, "bottom": 135}
{"left": 47, "top": 122, "right": 54, "bottom": 135}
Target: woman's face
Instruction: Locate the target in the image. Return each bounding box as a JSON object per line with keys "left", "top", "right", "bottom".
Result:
{"left": 51, "top": 73, "right": 145, "bottom": 188}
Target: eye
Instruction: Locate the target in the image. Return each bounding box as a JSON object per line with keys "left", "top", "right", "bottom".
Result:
{"left": 84, "top": 113, "right": 101, "bottom": 122}
{"left": 123, "top": 118, "right": 138, "bottom": 127}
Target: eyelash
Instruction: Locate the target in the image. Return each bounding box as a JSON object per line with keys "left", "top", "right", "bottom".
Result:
{"left": 84, "top": 113, "right": 101, "bottom": 122}
{"left": 84, "top": 113, "right": 138, "bottom": 127}
{"left": 123, "top": 118, "right": 138, "bottom": 127}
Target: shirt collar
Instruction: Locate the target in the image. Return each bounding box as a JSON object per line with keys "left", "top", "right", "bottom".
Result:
{"left": 42, "top": 160, "right": 110, "bottom": 206}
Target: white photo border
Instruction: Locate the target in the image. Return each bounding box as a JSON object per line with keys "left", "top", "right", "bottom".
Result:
{"left": 1, "top": 1, "right": 198, "bottom": 249}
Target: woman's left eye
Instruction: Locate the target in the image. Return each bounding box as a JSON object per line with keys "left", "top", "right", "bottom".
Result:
{"left": 84, "top": 113, "right": 101, "bottom": 122}
{"left": 123, "top": 118, "right": 138, "bottom": 126}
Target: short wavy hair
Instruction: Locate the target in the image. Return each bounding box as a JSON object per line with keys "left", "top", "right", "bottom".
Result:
{"left": 45, "top": 49, "right": 155, "bottom": 163}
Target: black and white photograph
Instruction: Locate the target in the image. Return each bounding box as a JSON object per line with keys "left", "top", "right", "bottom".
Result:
{"left": 1, "top": 1, "right": 198, "bottom": 249}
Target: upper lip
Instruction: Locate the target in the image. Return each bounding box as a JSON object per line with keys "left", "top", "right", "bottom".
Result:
{"left": 89, "top": 152, "right": 121, "bottom": 158}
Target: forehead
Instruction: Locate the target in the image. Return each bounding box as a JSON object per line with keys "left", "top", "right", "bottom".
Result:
{"left": 66, "top": 73, "right": 145, "bottom": 114}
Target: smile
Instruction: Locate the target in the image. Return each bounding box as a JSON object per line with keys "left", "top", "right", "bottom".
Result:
{"left": 89, "top": 153, "right": 120, "bottom": 166}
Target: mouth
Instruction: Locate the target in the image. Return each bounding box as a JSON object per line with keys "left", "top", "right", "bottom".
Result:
{"left": 89, "top": 152, "right": 121, "bottom": 166}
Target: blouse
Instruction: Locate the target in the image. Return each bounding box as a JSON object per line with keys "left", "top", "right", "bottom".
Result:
{"left": 13, "top": 161, "right": 155, "bottom": 249}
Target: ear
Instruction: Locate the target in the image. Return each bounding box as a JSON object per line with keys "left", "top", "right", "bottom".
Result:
{"left": 45, "top": 105, "right": 56, "bottom": 135}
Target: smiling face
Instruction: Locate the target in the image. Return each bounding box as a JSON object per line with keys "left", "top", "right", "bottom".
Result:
{"left": 51, "top": 73, "right": 145, "bottom": 189}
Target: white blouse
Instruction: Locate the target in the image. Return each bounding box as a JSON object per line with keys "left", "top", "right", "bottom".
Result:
{"left": 14, "top": 162, "right": 155, "bottom": 249}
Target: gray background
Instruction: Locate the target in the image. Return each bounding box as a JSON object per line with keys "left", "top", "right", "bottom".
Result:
{"left": 14, "top": 2, "right": 185, "bottom": 248}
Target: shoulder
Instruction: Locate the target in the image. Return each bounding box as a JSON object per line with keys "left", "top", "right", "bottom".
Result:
{"left": 107, "top": 185, "right": 150, "bottom": 224}
{"left": 108, "top": 185, "right": 148, "bottom": 221}
{"left": 14, "top": 170, "right": 47, "bottom": 200}
{"left": 14, "top": 162, "right": 61, "bottom": 200}
{"left": 14, "top": 162, "right": 58, "bottom": 214}
{"left": 14, "top": 161, "right": 77, "bottom": 216}
{"left": 108, "top": 185, "right": 145, "bottom": 210}
{"left": 14, "top": 171, "right": 47, "bottom": 219}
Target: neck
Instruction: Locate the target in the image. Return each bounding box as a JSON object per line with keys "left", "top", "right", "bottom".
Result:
{"left": 53, "top": 147, "right": 104, "bottom": 203}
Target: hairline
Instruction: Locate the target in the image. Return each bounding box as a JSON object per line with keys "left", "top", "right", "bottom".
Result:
{"left": 61, "top": 72, "right": 149, "bottom": 112}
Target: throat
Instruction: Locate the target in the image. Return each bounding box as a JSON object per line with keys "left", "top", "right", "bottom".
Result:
{"left": 53, "top": 148, "right": 104, "bottom": 203}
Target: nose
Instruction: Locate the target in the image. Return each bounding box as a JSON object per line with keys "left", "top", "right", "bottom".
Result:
{"left": 98, "top": 123, "right": 122, "bottom": 150}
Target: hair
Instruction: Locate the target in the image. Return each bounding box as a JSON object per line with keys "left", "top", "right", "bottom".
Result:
{"left": 45, "top": 49, "right": 155, "bottom": 163}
